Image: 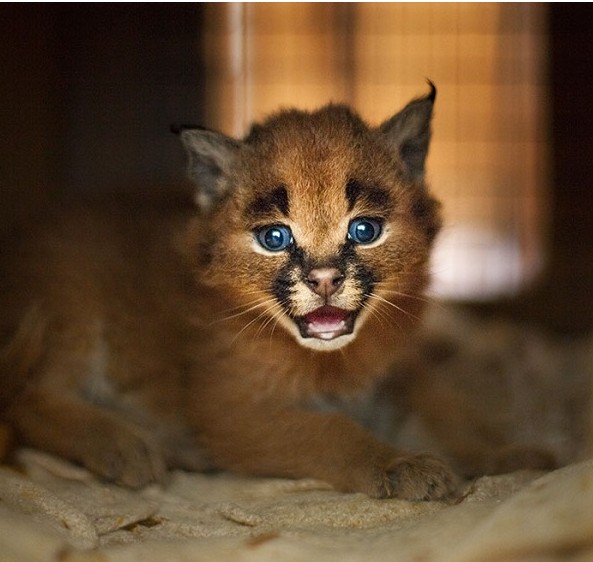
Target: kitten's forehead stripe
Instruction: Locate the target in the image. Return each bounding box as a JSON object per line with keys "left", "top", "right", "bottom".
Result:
{"left": 345, "top": 179, "right": 363, "bottom": 211}
{"left": 247, "top": 185, "right": 290, "bottom": 219}
{"left": 345, "top": 179, "right": 392, "bottom": 213}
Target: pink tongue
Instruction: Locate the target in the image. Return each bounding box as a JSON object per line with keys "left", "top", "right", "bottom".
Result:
{"left": 305, "top": 305, "right": 348, "bottom": 324}
{"left": 304, "top": 306, "right": 350, "bottom": 338}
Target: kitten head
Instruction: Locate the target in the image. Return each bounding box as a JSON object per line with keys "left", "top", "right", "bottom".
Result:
{"left": 178, "top": 84, "right": 441, "bottom": 351}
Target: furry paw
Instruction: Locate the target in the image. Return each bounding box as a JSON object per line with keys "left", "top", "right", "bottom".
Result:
{"left": 381, "top": 454, "right": 459, "bottom": 501}
{"left": 83, "top": 424, "right": 167, "bottom": 488}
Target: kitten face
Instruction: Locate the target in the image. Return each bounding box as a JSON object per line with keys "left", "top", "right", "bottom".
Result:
{"left": 182, "top": 91, "right": 440, "bottom": 351}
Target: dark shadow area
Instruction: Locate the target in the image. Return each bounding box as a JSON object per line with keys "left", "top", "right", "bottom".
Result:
{"left": 1, "top": 5, "right": 205, "bottom": 234}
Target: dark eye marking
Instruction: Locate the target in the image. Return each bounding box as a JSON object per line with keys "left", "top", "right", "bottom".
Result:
{"left": 271, "top": 245, "right": 306, "bottom": 309}
{"left": 345, "top": 179, "right": 363, "bottom": 210}
{"left": 247, "top": 185, "right": 290, "bottom": 219}
{"left": 345, "top": 179, "right": 391, "bottom": 212}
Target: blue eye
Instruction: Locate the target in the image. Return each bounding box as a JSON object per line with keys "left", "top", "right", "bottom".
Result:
{"left": 347, "top": 218, "right": 383, "bottom": 245}
{"left": 256, "top": 225, "right": 293, "bottom": 252}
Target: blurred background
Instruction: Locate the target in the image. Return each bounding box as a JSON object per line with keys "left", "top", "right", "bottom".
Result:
{"left": 2, "top": 3, "right": 592, "bottom": 334}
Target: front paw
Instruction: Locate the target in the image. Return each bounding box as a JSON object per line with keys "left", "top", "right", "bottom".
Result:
{"left": 378, "top": 454, "right": 459, "bottom": 501}
{"left": 83, "top": 425, "right": 167, "bottom": 488}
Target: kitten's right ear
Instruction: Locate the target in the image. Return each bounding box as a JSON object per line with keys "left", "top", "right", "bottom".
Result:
{"left": 173, "top": 125, "right": 241, "bottom": 211}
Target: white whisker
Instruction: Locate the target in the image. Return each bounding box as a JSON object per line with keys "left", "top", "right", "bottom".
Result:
{"left": 361, "top": 298, "right": 400, "bottom": 332}
{"left": 373, "top": 283, "right": 444, "bottom": 310}
{"left": 211, "top": 296, "right": 272, "bottom": 324}
{"left": 366, "top": 293, "right": 421, "bottom": 324}
{"left": 255, "top": 301, "right": 284, "bottom": 340}
{"left": 229, "top": 300, "right": 279, "bottom": 345}
{"left": 259, "top": 304, "right": 288, "bottom": 350}
{"left": 374, "top": 283, "right": 426, "bottom": 299}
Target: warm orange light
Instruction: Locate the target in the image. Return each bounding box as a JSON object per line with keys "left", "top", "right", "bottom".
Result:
{"left": 200, "top": 3, "right": 549, "bottom": 300}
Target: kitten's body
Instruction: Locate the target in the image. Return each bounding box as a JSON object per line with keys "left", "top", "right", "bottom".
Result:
{"left": 0, "top": 88, "right": 457, "bottom": 499}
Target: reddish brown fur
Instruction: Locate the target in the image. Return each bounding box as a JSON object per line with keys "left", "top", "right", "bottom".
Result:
{"left": 0, "top": 88, "right": 457, "bottom": 499}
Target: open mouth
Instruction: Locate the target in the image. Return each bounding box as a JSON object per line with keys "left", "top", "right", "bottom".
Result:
{"left": 297, "top": 305, "right": 356, "bottom": 341}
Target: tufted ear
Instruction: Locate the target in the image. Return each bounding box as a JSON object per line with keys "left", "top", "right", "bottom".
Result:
{"left": 173, "top": 125, "right": 241, "bottom": 211}
{"left": 379, "top": 82, "right": 436, "bottom": 182}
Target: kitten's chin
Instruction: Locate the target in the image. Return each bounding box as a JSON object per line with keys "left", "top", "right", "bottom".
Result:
{"left": 296, "top": 332, "right": 357, "bottom": 352}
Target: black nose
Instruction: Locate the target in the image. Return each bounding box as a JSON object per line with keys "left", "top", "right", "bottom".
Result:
{"left": 305, "top": 268, "right": 344, "bottom": 298}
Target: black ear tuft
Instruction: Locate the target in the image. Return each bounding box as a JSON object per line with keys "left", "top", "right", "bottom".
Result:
{"left": 426, "top": 79, "right": 437, "bottom": 103}
{"left": 379, "top": 82, "right": 437, "bottom": 181}
{"left": 177, "top": 126, "right": 241, "bottom": 211}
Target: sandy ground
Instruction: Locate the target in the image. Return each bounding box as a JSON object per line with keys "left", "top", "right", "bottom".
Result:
{"left": 0, "top": 448, "right": 592, "bottom": 562}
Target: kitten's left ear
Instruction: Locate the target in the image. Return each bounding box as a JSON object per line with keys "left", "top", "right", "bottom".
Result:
{"left": 379, "top": 81, "right": 436, "bottom": 181}
{"left": 173, "top": 124, "right": 241, "bottom": 211}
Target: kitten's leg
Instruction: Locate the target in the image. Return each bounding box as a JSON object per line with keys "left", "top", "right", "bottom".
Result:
{"left": 196, "top": 405, "right": 458, "bottom": 500}
{"left": 401, "top": 371, "right": 557, "bottom": 476}
{"left": 5, "top": 387, "right": 167, "bottom": 487}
